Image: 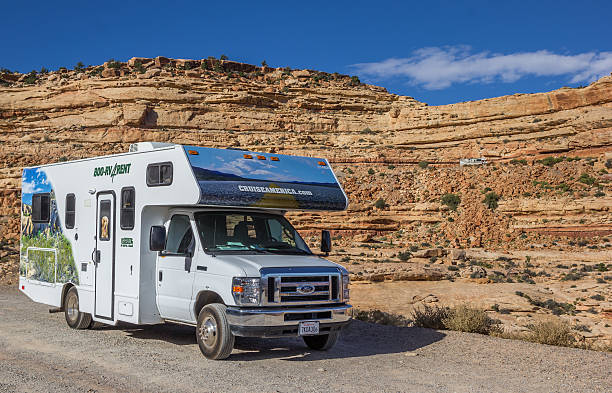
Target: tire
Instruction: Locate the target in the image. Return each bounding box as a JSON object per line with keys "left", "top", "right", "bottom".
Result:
{"left": 196, "top": 303, "right": 235, "bottom": 360}
{"left": 64, "top": 287, "right": 92, "bottom": 330}
{"left": 303, "top": 331, "right": 340, "bottom": 351}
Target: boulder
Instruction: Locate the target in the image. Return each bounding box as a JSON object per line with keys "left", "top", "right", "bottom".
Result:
{"left": 101, "top": 69, "right": 119, "bottom": 78}
{"left": 412, "top": 248, "right": 446, "bottom": 258}
{"left": 460, "top": 265, "right": 487, "bottom": 279}
{"left": 292, "top": 70, "right": 310, "bottom": 78}
{"left": 142, "top": 68, "right": 161, "bottom": 79}
{"left": 154, "top": 56, "right": 171, "bottom": 68}
{"left": 128, "top": 57, "right": 152, "bottom": 67}
{"left": 449, "top": 248, "right": 466, "bottom": 260}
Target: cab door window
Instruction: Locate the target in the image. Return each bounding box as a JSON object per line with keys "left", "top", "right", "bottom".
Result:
{"left": 165, "top": 215, "right": 194, "bottom": 255}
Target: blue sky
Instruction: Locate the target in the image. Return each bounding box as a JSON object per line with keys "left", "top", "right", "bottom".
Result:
{"left": 1, "top": 1, "right": 611, "bottom": 105}
{"left": 22, "top": 168, "right": 52, "bottom": 205}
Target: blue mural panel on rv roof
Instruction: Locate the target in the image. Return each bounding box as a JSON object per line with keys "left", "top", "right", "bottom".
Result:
{"left": 182, "top": 146, "right": 348, "bottom": 210}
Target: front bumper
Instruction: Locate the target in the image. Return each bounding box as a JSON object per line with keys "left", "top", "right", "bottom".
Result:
{"left": 226, "top": 304, "right": 352, "bottom": 338}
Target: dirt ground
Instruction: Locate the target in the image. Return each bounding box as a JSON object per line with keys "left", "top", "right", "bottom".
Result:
{"left": 1, "top": 285, "right": 610, "bottom": 393}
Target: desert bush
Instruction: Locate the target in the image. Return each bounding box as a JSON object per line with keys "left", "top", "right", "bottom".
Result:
{"left": 418, "top": 161, "right": 429, "bottom": 169}
{"left": 441, "top": 193, "right": 461, "bottom": 211}
{"left": 350, "top": 75, "right": 360, "bottom": 85}
{"left": 397, "top": 251, "right": 411, "bottom": 261}
{"left": 352, "top": 308, "right": 410, "bottom": 327}
{"left": 219, "top": 54, "right": 228, "bottom": 60}
{"left": 411, "top": 305, "right": 449, "bottom": 329}
{"left": 539, "top": 156, "right": 565, "bottom": 166}
{"left": 510, "top": 159, "right": 527, "bottom": 165}
{"left": 374, "top": 198, "right": 387, "bottom": 209}
{"left": 443, "top": 305, "right": 502, "bottom": 334}
{"left": 482, "top": 192, "right": 500, "bottom": 210}
{"left": 578, "top": 173, "right": 596, "bottom": 185}
{"left": 526, "top": 320, "right": 575, "bottom": 347}
{"left": 106, "top": 59, "right": 121, "bottom": 69}
{"left": 368, "top": 168, "right": 375, "bottom": 175}
{"left": 74, "top": 61, "right": 85, "bottom": 72}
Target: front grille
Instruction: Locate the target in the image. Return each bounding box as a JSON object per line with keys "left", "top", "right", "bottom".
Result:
{"left": 262, "top": 269, "right": 342, "bottom": 305}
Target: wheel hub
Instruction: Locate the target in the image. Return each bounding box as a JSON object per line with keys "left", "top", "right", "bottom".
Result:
{"left": 67, "top": 294, "right": 79, "bottom": 322}
{"left": 200, "top": 317, "right": 218, "bottom": 348}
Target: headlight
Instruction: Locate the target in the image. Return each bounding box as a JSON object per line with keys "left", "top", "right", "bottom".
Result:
{"left": 342, "top": 274, "right": 350, "bottom": 301}
{"left": 232, "top": 277, "right": 261, "bottom": 305}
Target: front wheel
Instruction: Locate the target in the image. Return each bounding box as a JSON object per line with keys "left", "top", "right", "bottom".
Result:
{"left": 196, "top": 304, "right": 235, "bottom": 360}
{"left": 303, "top": 331, "right": 340, "bottom": 350}
{"left": 64, "top": 287, "right": 92, "bottom": 329}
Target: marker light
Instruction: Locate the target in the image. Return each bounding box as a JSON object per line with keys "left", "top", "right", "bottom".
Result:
{"left": 270, "top": 157, "right": 279, "bottom": 161}
{"left": 243, "top": 154, "right": 253, "bottom": 159}
{"left": 318, "top": 161, "right": 327, "bottom": 166}
{"left": 232, "top": 277, "right": 261, "bottom": 305}
{"left": 188, "top": 150, "right": 199, "bottom": 155}
{"left": 257, "top": 155, "right": 266, "bottom": 160}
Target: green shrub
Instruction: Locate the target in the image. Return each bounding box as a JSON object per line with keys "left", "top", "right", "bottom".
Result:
{"left": 578, "top": 173, "right": 596, "bottom": 185}
{"left": 418, "top": 161, "right": 429, "bottom": 169}
{"left": 220, "top": 54, "right": 228, "bottom": 60}
{"left": 350, "top": 75, "right": 360, "bottom": 85}
{"left": 539, "top": 156, "right": 565, "bottom": 166}
{"left": 397, "top": 251, "right": 411, "bottom": 261}
{"left": 411, "top": 305, "right": 449, "bottom": 329}
{"left": 441, "top": 193, "right": 461, "bottom": 211}
{"left": 74, "top": 61, "right": 85, "bottom": 72}
{"left": 510, "top": 159, "right": 527, "bottom": 165}
{"left": 261, "top": 60, "right": 267, "bottom": 67}
{"left": 482, "top": 192, "right": 500, "bottom": 210}
{"left": 352, "top": 308, "right": 410, "bottom": 327}
{"left": 374, "top": 198, "right": 387, "bottom": 209}
{"left": 443, "top": 305, "right": 502, "bottom": 334}
{"left": 23, "top": 71, "right": 38, "bottom": 85}
{"left": 106, "top": 59, "right": 122, "bottom": 69}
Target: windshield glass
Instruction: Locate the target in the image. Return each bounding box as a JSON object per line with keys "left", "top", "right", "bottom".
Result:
{"left": 193, "top": 211, "right": 312, "bottom": 255}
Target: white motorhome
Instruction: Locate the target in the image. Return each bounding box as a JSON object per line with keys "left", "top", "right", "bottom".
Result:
{"left": 19, "top": 142, "right": 351, "bottom": 359}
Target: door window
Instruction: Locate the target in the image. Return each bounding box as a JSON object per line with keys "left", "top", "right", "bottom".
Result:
{"left": 120, "top": 187, "right": 135, "bottom": 230}
{"left": 99, "top": 201, "right": 111, "bottom": 241}
{"left": 165, "top": 215, "right": 194, "bottom": 254}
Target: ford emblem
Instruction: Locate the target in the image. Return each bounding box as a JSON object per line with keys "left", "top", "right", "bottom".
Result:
{"left": 296, "top": 284, "right": 315, "bottom": 295}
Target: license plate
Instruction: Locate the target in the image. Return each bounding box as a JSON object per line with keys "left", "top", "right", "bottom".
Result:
{"left": 298, "top": 321, "right": 320, "bottom": 336}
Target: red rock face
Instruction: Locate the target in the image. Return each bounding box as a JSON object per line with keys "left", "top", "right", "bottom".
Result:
{"left": 0, "top": 59, "right": 610, "bottom": 273}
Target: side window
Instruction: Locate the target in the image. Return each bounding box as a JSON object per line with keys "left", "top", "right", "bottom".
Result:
{"left": 146, "top": 162, "right": 173, "bottom": 187}
{"left": 32, "top": 193, "right": 50, "bottom": 223}
{"left": 120, "top": 187, "right": 135, "bottom": 230}
{"left": 65, "top": 194, "right": 76, "bottom": 229}
{"left": 165, "top": 215, "right": 193, "bottom": 254}
{"left": 99, "top": 201, "right": 111, "bottom": 241}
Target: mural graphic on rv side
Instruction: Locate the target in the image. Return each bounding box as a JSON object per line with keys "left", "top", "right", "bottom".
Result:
{"left": 20, "top": 168, "right": 79, "bottom": 284}
{"left": 183, "top": 146, "right": 348, "bottom": 210}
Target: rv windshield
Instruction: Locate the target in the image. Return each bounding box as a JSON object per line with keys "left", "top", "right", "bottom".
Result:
{"left": 193, "top": 212, "right": 312, "bottom": 255}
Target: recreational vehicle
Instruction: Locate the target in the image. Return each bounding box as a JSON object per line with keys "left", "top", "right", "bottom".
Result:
{"left": 19, "top": 142, "right": 351, "bottom": 359}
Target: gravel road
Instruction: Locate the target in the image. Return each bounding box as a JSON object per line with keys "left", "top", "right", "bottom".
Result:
{"left": 1, "top": 286, "right": 610, "bottom": 393}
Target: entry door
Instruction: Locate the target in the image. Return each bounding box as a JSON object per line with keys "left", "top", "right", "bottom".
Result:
{"left": 95, "top": 193, "right": 115, "bottom": 320}
{"left": 156, "top": 214, "right": 195, "bottom": 322}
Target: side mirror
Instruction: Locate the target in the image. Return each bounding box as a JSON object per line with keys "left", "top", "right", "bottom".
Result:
{"left": 149, "top": 225, "right": 166, "bottom": 252}
{"left": 321, "top": 230, "right": 331, "bottom": 255}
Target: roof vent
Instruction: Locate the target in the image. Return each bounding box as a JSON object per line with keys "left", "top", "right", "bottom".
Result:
{"left": 129, "top": 142, "right": 176, "bottom": 152}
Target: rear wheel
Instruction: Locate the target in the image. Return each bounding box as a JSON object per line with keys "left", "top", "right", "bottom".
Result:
{"left": 64, "top": 287, "right": 92, "bottom": 329}
{"left": 196, "top": 303, "right": 235, "bottom": 360}
{"left": 303, "top": 331, "right": 340, "bottom": 350}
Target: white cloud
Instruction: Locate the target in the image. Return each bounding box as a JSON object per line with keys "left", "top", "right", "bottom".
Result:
{"left": 351, "top": 46, "right": 612, "bottom": 90}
